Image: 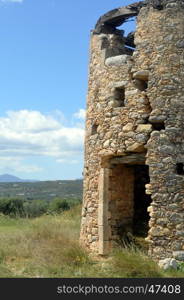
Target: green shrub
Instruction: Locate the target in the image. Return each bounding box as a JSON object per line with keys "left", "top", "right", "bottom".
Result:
{"left": 67, "top": 198, "right": 82, "bottom": 207}
{"left": 0, "top": 197, "right": 82, "bottom": 218}
{"left": 49, "top": 198, "right": 70, "bottom": 213}
{"left": 23, "top": 200, "right": 49, "bottom": 218}
{"left": 0, "top": 198, "right": 24, "bottom": 217}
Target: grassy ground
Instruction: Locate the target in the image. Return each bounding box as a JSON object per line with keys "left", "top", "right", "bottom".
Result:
{"left": 0, "top": 207, "right": 183, "bottom": 278}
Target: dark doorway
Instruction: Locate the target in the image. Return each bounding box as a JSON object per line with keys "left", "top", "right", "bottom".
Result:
{"left": 133, "top": 165, "right": 151, "bottom": 237}
{"left": 108, "top": 158, "right": 151, "bottom": 247}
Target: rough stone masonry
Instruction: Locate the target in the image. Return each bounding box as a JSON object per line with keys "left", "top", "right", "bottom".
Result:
{"left": 80, "top": 0, "right": 184, "bottom": 264}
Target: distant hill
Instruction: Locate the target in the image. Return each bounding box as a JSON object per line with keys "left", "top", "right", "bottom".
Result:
{"left": 0, "top": 174, "right": 38, "bottom": 183}
{"left": 0, "top": 178, "right": 83, "bottom": 200}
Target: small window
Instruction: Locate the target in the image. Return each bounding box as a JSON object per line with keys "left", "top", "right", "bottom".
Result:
{"left": 91, "top": 124, "right": 98, "bottom": 135}
{"left": 101, "top": 37, "right": 109, "bottom": 50}
{"left": 133, "top": 79, "right": 148, "bottom": 91}
{"left": 152, "top": 122, "right": 165, "bottom": 131}
{"left": 114, "top": 87, "right": 125, "bottom": 107}
{"left": 176, "top": 163, "right": 184, "bottom": 175}
{"left": 124, "top": 31, "right": 135, "bottom": 55}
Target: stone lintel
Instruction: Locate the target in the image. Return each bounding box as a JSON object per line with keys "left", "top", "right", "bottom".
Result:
{"left": 110, "top": 154, "right": 146, "bottom": 165}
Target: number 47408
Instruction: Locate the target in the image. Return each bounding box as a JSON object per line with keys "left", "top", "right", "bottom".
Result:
{"left": 148, "top": 285, "right": 181, "bottom": 294}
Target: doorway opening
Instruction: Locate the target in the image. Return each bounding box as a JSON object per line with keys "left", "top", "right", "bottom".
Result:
{"left": 133, "top": 165, "right": 151, "bottom": 237}
{"left": 108, "top": 156, "right": 151, "bottom": 248}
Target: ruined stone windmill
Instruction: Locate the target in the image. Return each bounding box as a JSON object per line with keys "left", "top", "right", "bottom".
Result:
{"left": 80, "top": 0, "right": 184, "bottom": 263}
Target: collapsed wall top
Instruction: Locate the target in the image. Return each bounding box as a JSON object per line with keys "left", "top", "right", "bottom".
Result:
{"left": 94, "top": 0, "right": 184, "bottom": 34}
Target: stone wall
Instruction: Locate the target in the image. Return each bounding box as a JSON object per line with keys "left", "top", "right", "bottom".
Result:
{"left": 137, "top": 3, "right": 184, "bottom": 261}
{"left": 80, "top": 0, "right": 184, "bottom": 263}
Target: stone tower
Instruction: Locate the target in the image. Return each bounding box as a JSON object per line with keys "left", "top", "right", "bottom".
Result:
{"left": 80, "top": 0, "right": 184, "bottom": 263}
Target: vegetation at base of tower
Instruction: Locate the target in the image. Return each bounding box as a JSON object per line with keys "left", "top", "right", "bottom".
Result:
{"left": 0, "top": 205, "right": 183, "bottom": 278}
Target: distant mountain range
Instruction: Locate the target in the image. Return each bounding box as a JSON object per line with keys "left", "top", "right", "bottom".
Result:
{"left": 0, "top": 174, "right": 39, "bottom": 183}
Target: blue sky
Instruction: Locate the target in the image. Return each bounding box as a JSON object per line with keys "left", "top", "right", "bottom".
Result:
{"left": 0, "top": 0, "right": 136, "bottom": 180}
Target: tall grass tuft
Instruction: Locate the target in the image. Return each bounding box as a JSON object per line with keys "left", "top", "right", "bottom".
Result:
{"left": 109, "top": 246, "right": 162, "bottom": 278}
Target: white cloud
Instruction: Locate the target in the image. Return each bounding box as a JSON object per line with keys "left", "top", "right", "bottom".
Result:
{"left": 0, "top": 157, "right": 42, "bottom": 174}
{"left": 0, "top": 109, "right": 85, "bottom": 173}
{"left": 74, "top": 109, "right": 86, "bottom": 120}
{"left": 57, "top": 159, "right": 79, "bottom": 164}
{"left": 0, "top": 110, "right": 61, "bottom": 133}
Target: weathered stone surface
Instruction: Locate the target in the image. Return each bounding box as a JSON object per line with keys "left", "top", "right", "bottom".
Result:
{"left": 145, "top": 184, "right": 153, "bottom": 195}
{"left": 127, "top": 142, "right": 145, "bottom": 152}
{"left": 105, "top": 55, "right": 131, "bottom": 66}
{"left": 110, "top": 154, "right": 145, "bottom": 165}
{"left": 145, "top": 0, "right": 184, "bottom": 10}
{"left": 125, "top": 90, "right": 138, "bottom": 96}
{"left": 173, "top": 251, "right": 184, "bottom": 261}
{"left": 136, "top": 124, "right": 152, "bottom": 133}
{"left": 149, "top": 226, "right": 170, "bottom": 237}
{"left": 103, "top": 140, "right": 110, "bottom": 148}
{"left": 133, "top": 70, "right": 149, "bottom": 80}
{"left": 123, "top": 123, "right": 134, "bottom": 132}
{"left": 149, "top": 115, "right": 166, "bottom": 124}
{"left": 99, "top": 149, "right": 114, "bottom": 157}
{"left": 158, "top": 258, "right": 178, "bottom": 270}
{"left": 108, "top": 100, "right": 121, "bottom": 108}
{"left": 110, "top": 81, "right": 128, "bottom": 88}
{"left": 176, "top": 40, "right": 184, "bottom": 48}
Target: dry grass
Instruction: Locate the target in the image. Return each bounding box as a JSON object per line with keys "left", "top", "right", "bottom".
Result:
{"left": 0, "top": 207, "right": 183, "bottom": 278}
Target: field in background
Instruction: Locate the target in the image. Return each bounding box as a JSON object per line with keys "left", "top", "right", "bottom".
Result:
{"left": 0, "top": 205, "right": 184, "bottom": 278}
{"left": 0, "top": 179, "right": 83, "bottom": 201}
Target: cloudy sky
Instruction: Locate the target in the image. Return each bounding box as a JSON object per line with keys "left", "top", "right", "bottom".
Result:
{"left": 0, "top": 0, "right": 135, "bottom": 180}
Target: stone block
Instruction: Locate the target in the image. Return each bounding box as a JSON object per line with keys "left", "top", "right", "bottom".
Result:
{"left": 126, "top": 142, "right": 145, "bottom": 153}
{"left": 108, "top": 100, "right": 121, "bottom": 108}
{"left": 173, "top": 251, "right": 184, "bottom": 261}
{"left": 110, "top": 80, "right": 128, "bottom": 88}
{"left": 136, "top": 124, "right": 152, "bottom": 133}
{"left": 133, "top": 70, "right": 149, "bottom": 80}
{"left": 105, "top": 55, "right": 131, "bottom": 66}
{"left": 176, "top": 40, "right": 184, "bottom": 48}
{"left": 87, "top": 207, "right": 94, "bottom": 213}
{"left": 125, "top": 90, "right": 138, "bottom": 96}
{"left": 158, "top": 258, "right": 178, "bottom": 270}
{"left": 123, "top": 123, "right": 134, "bottom": 132}
{"left": 149, "top": 226, "right": 170, "bottom": 237}
{"left": 103, "top": 140, "right": 110, "bottom": 148}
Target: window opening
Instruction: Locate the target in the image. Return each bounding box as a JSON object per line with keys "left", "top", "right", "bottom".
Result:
{"left": 176, "top": 163, "right": 184, "bottom": 175}
{"left": 114, "top": 87, "right": 125, "bottom": 107}
{"left": 151, "top": 122, "right": 165, "bottom": 131}
{"left": 133, "top": 79, "right": 148, "bottom": 91}
{"left": 91, "top": 124, "right": 98, "bottom": 135}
